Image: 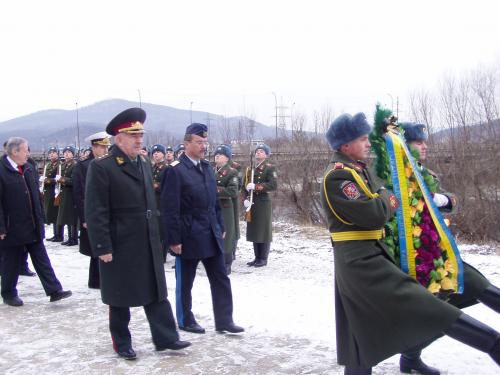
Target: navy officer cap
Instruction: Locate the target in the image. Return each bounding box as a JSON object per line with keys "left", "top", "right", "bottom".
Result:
{"left": 152, "top": 144, "right": 166, "bottom": 154}
{"left": 106, "top": 107, "right": 146, "bottom": 136}
{"left": 214, "top": 144, "right": 232, "bottom": 159}
{"left": 401, "top": 122, "right": 428, "bottom": 143}
{"left": 185, "top": 123, "right": 208, "bottom": 137}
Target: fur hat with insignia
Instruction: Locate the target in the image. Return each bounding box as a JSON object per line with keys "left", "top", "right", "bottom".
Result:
{"left": 106, "top": 107, "right": 146, "bottom": 136}
{"left": 401, "top": 122, "right": 428, "bottom": 142}
{"left": 47, "top": 146, "right": 59, "bottom": 155}
{"left": 214, "top": 144, "right": 232, "bottom": 159}
{"left": 151, "top": 144, "right": 166, "bottom": 155}
{"left": 326, "top": 112, "right": 371, "bottom": 150}
{"left": 255, "top": 143, "right": 271, "bottom": 155}
{"left": 63, "top": 145, "right": 77, "bottom": 156}
{"left": 165, "top": 145, "right": 173, "bottom": 152}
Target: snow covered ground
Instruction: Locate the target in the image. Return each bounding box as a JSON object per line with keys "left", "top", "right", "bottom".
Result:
{"left": 0, "top": 222, "right": 499, "bottom": 374}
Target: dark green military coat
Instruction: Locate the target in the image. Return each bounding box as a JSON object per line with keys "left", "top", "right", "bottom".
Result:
{"left": 320, "top": 151, "right": 461, "bottom": 368}
{"left": 243, "top": 159, "right": 277, "bottom": 243}
{"left": 152, "top": 160, "right": 168, "bottom": 251}
{"left": 42, "top": 160, "right": 60, "bottom": 224}
{"left": 85, "top": 146, "right": 167, "bottom": 307}
{"left": 215, "top": 163, "right": 239, "bottom": 256}
{"left": 56, "top": 159, "right": 77, "bottom": 225}
{"left": 420, "top": 164, "right": 490, "bottom": 308}
{"left": 230, "top": 160, "right": 243, "bottom": 241}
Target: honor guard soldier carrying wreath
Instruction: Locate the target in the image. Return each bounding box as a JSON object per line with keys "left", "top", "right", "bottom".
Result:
{"left": 320, "top": 112, "right": 500, "bottom": 374}
{"left": 73, "top": 131, "right": 111, "bottom": 289}
{"left": 85, "top": 108, "right": 190, "bottom": 360}
{"left": 56, "top": 145, "right": 78, "bottom": 246}
{"left": 162, "top": 123, "right": 244, "bottom": 335}
{"left": 214, "top": 144, "right": 239, "bottom": 274}
{"left": 41, "top": 146, "right": 64, "bottom": 242}
{"left": 243, "top": 143, "right": 277, "bottom": 267}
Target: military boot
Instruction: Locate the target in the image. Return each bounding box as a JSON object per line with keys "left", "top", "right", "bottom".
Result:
{"left": 247, "top": 243, "right": 259, "bottom": 266}
{"left": 444, "top": 313, "right": 500, "bottom": 366}
{"left": 400, "top": 350, "right": 440, "bottom": 375}
{"left": 65, "top": 225, "right": 78, "bottom": 246}
{"left": 478, "top": 285, "right": 500, "bottom": 314}
{"left": 60, "top": 225, "right": 70, "bottom": 245}
{"left": 55, "top": 225, "right": 64, "bottom": 242}
{"left": 46, "top": 224, "right": 59, "bottom": 241}
{"left": 254, "top": 243, "right": 270, "bottom": 267}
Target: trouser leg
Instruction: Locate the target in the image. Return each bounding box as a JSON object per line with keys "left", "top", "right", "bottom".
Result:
{"left": 202, "top": 252, "right": 234, "bottom": 328}
{"left": 0, "top": 246, "right": 23, "bottom": 299}
{"left": 88, "top": 257, "right": 100, "bottom": 289}
{"left": 144, "top": 299, "right": 179, "bottom": 348}
{"left": 109, "top": 306, "right": 132, "bottom": 352}
{"left": 174, "top": 257, "right": 198, "bottom": 327}
{"left": 26, "top": 241, "right": 62, "bottom": 296}
{"left": 478, "top": 285, "right": 500, "bottom": 313}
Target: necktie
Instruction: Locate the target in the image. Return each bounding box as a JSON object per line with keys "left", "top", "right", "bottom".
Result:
{"left": 17, "top": 166, "right": 23, "bottom": 175}
{"left": 197, "top": 162, "right": 203, "bottom": 173}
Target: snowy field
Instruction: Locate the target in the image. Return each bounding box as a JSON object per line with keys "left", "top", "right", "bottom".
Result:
{"left": 0, "top": 222, "right": 499, "bottom": 375}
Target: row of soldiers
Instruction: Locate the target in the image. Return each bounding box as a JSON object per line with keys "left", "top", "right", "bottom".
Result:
{"left": 38, "top": 133, "right": 278, "bottom": 287}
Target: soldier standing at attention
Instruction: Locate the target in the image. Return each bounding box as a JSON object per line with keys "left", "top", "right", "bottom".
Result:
{"left": 73, "top": 132, "right": 111, "bottom": 289}
{"left": 42, "top": 147, "right": 64, "bottom": 242}
{"left": 85, "top": 108, "right": 190, "bottom": 360}
{"left": 162, "top": 123, "right": 244, "bottom": 335}
{"left": 165, "top": 146, "right": 175, "bottom": 165}
{"left": 56, "top": 145, "right": 78, "bottom": 246}
{"left": 394, "top": 122, "right": 500, "bottom": 375}
{"left": 151, "top": 143, "right": 169, "bottom": 262}
{"left": 214, "top": 144, "right": 239, "bottom": 274}
{"left": 226, "top": 144, "right": 243, "bottom": 261}
{"left": 320, "top": 112, "right": 499, "bottom": 374}
{"left": 243, "top": 143, "right": 277, "bottom": 267}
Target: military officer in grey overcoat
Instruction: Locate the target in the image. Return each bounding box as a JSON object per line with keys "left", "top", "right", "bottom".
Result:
{"left": 214, "top": 144, "right": 239, "bottom": 274}
{"left": 73, "top": 132, "right": 110, "bottom": 289}
{"left": 397, "top": 122, "right": 500, "bottom": 374}
{"left": 56, "top": 145, "right": 78, "bottom": 246}
{"left": 243, "top": 143, "right": 277, "bottom": 267}
{"left": 85, "top": 108, "right": 190, "bottom": 360}
{"left": 41, "top": 147, "right": 64, "bottom": 242}
{"left": 320, "top": 112, "right": 500, "bottom": 374}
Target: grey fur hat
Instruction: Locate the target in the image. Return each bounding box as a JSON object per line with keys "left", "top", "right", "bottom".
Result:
{"left": 402, "top": 122, "right": 428, "bottom": 142}
{"left": 326, "top": 112, "right": 371, "bottom": 150}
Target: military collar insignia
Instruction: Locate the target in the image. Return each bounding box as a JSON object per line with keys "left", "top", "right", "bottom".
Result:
{"left": 116, "top": 156, "right": 125, "bottom": 165}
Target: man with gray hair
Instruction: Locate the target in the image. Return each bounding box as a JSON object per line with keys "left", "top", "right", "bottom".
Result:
{"left": 0, "top": 137, "right": 72, "bottom": 307}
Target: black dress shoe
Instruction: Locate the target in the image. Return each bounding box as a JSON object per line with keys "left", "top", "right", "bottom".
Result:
{"left": 50, "top": 290, "right": 72, "bottom": 302}
{"left": 246, "top": 259, "right": 256, "bottom": 266}
{"left": 19, "top": 268, "right": 37, "bottom": 277}
{"left": 64, "top": 240, "right": 78, "bottom": 246}
{"left": 253, "top": 259, "right": 267, "bottom": 267}
{"left": 60, "top": 240, "right": 70, "bottom": 245}
{"left": 117, "top": 348, "right": 137, "bottom": 360}
{"left": 46, "top": 236, "right": 57, "bottom": 242}
{"left": 3, "top": 296, "right": 24, "bottom": 307}
{"left": 216, "top": 322, "right": 245, "bottom": 333}
{"left": 156, "top": 340, "right": 191, "bottom": 351}
{"left": 400, "top": 355, "right": 440, "bottom": 375}
{"left": 179, "top": 322, "right": 206, "bottom": 334}
{"left": 52, "top": 237, "right": 64, "bottom": 242}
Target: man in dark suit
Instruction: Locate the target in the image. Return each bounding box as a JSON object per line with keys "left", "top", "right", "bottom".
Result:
{"left": 85, "top": 108, "right": 190, "bottom": 360}
{"left": 73, "top": 131, "right": 111, "bottom": 289}
{"left": 162, "top": 123, "right": 244, "bottom": 335}
{"left": 0, "top": 137, "right": 72, "bottom": 307}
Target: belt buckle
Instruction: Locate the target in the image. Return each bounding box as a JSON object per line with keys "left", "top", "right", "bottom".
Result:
{"left": 146, "top": 210, "right": 152, "bottom": 219}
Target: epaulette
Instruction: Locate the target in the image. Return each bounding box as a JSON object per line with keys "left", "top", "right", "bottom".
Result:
{"left": 170, "top": 160, "right": 180, "bottom": 167}
{"left": 333, "top": 162, "right": 344, "bottom": 170}
{"left": 115, "top": 156, "right": 125, "bottom": 165}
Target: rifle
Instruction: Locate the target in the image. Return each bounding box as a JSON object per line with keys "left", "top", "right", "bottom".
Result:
{"left": 54, "top": 162, "right": 62, "bottom": 206}
{"left": 244, "top": 150, "right": 255, "bottom": 222}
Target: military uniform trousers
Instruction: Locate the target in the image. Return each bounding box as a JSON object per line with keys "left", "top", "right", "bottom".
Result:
{"left": 174, "top": 248, "right": 233, "bottom": 329}
{"left": 1, "top": 240, "right": 62, "bottom": 299}
{"left": 109, "top": 299, "right": 179, "bottom": 352}
{"left": 79, "top": 227, "right": 100, "bottom": 289}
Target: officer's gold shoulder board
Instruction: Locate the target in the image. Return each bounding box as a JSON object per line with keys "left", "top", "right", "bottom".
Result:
{"left": 170, "top": 160, "right": 180, "bottom": 167}
{"left": 115, "top": 156, "right": 125, "bottom": 165}
{"left": 95, "top": 154, "right": 112, "bottom": 163}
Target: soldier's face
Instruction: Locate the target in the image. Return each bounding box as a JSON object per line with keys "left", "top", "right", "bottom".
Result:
{"left": 215, "top": 153, "right": 229, "bottom": 167}
{"left": 166, "top": 151, "right": 174, "bottom": 162}
{"left": 92, "top": 145, "right": 108, "bottom": 158}
{"left": 409, "top": 141, "right": 427, "bottom": 161}
{"left": 186, "top": 135, "right": 208, "bottom": 160}
{"left": 64, "top": 150, "right": 74, "bottom": 160}
{"left": 152, "top": 151, "right": 165, "bottom": 163}
{"left": 116, "top": 133, "right": 144, "bottom": 158}
{"left": 255, "top": 149, "right": 267, "bottom": 162}
{"left": 343, "top": 135, "right": 371, "bottom": 161}
{"left": 49, "top": 151, "right": 59, "bottom": 162}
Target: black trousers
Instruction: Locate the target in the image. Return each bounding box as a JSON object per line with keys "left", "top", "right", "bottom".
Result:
{"left": 175, "top": 250, "right": 233, "bottom": 328}
{"left": 1, "top": 241, "right": 62, "bottom": 299}
{"left": 109, "top": 300, "right": 179, "bottom": 351}
{"left": 88, "top": 257, "right": 100, "bottom": 289}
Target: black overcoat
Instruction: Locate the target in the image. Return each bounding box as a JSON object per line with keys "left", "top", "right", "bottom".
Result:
{"left": 73, "top": 153, "right": 93, "bottom": 256}
{"left": 56, "top": 160, "right": 77, "bottom": 225}
{"left": 85, "top": 146, "right": 167, "bottom": 307}
{"left": 0, "top": 155, "right": 45, "bottom": 248}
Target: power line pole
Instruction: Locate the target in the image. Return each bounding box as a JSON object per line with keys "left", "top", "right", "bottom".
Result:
{"left": 75, "top": 102, "right": 80, "bottom": 151}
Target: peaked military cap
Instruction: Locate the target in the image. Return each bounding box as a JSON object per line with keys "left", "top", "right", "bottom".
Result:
{"left": 326, "top": 112, "right": 371, "bottom": 150}
{"left": 47, "top": 146, "right": 59, "bottom": 154}
{"left": 214, "top": 144, "right": 232, "bottom": 159}
{"left": 151, "top": 144, "right": 166, "bottom": 154}
{"left": 63, "top": 145, "right": 77, "bottom": 155}
{"left": 85, "top": 131, "right": 111, "bottom": 146}
{"left": 185, "top": 123, "right": 208, "bottom": 137}
{"left": 106, "top": 107, "right": 146, "bottom": 136}
{"left": 402, "top": 122, "right": 428, "bottom": 142}
{"left": 255, "top": 143, "right": 271, "bottom": 156}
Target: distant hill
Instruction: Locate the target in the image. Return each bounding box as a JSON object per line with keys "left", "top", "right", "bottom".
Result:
{"left": 431, "top": 119, "right": 500, "bottom": 142}
{"left": 0, "top": 99, "right": 276, "bottom": 150}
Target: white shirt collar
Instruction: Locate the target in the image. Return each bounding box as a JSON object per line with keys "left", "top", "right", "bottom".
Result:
{"left": 6, "top": 156, "right": 19, "bottom": 170}
{"left": 185, "top": 154, "right": 200, "bottom": 166}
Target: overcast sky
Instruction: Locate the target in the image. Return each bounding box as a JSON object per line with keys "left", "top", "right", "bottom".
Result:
{"left": 1, "top": 0, "right": 499, "bottom": 128}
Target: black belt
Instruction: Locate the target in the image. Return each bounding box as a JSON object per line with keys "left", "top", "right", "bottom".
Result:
{"left": 111, "top": 208, "right": 156, "bottom": 219}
